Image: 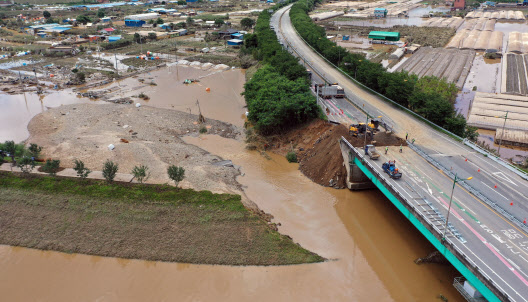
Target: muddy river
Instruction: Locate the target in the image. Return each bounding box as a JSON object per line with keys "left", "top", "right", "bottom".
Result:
{"left": 0, "top": 66, "right": 464, "bottom": 301}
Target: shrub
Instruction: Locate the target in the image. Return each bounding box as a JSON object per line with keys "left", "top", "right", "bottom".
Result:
{"left": 17, "top": 157, "right": 35, "bottom": 174}
{"left": 102, "top": 160, "right": 119, "bottom": 182}
{"left": 131, "top": 165, "right": 150, "bottom": 183}
{"left": 199, "top": 126, "right": 207, "bottom": 134}
{"left": 28, "top": 143, "right": 42, "bottom": 159}
{"left": 42, "top": 159, "right": 60, "bottom": 176}
{"left": 73, "top": 159, "right": 91, "bottom": 179}
{"left": 286, "top": 152, "right": 297, "bottom": 163}
{"left": 167, "top": 165, "right": 185, "bottom": 186}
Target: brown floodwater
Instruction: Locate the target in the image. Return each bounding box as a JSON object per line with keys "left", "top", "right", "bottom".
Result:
{"left": 0, "top": 90, "right": 88, "bottom": 142}
{"left": 0, "top": 65, "right": 464, "bottom": 301}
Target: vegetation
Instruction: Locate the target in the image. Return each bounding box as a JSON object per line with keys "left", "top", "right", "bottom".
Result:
{"left": 290, "top": 0, "right": 475, "bottom": 139}
{"left": 42, "top": 159, "right": 60, "bottom": 176}
{"left": 241, "top": 10, "right": 321, "bottom": 135}
{"left": 241, "top": 17, "right": 255, "bottom": 30}
{"left": 286, "top": 152, "right": 298, "bottom": 163}
{"left": 73, "top": 159, "right": 91, "bottom": 179}
{"left": 199, "top": 126, "right": 208, "bottom": 134}
{"left": 167, "top": 165, "right": 185, "bottom": 186}
{"left": 0, "top": 171, "right": 323, "bottom": 265}
{"left": 17, "top": 157, "right": 35, "bottom": 174}
{"left": 131, "top": 165, "right": 150, "bottom": 184}
{"left": 102, "top": 160, "right": 118, "bottom": 182}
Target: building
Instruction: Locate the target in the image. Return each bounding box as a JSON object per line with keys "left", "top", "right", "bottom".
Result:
{"left": 125, "top": 19, "right": 146, "bottom": 27}
{"left": 368, "top": 31, "right": 400, "bottom": 41}
{"left": 124, "top": 13, "right": 159, "bottom": 20}
{"left": 227, "top": 39, "right": 243, "bottom": 46}
{"left": 231, "top": 32, "right": 244, "bottom": 39}
{"left": 218, "top": 28, "right": 239, "bottom": 38}
{"left": 453, "top": 0, "right": 465, "bottom": 10}
{"left": 374, "top": 8, "right": 388, "bottom": 18}
{"left": 99, "top": 27, "right": 115, "bottom": 34}
{"left": 0, "top": 1, "right": 13, "bottom": 7}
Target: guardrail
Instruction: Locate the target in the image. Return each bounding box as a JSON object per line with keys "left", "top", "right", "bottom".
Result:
{"left": 275, "top": 6, "right": 528, "bottom": 181}
{"left": 341, "top": 137, "right": 511, "bottom": 302}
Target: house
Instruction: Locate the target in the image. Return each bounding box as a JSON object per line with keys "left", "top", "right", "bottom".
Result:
{"left": 231, "top": 32, "right": 243, "bottom": 39}
{"left": 99, "top": 27, "right": 115, "bottom": 34}
{"left": 374, "top": 8, "right": 388, "bottom": 18}
{"left": 453, "top": 0, "right": 465, "bottom": 10}
{"left": 0, "top": 1, "right": 13, "bottom": 7}
{"left": 218, "top": 28, "right": 239, "bottom": 38}
{"left": 101, "top": 17, "right": 111, "bottom": 23}
{"left": 108, "top": 35, "right": 121, "bottom": 42}
{"left": 174, "top": 28, "right": 187, "bottom": 36}
{"left": 125, "top": 19, "right": 146, "bottom": 27}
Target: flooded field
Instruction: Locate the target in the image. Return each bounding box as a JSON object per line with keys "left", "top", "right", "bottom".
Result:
{"left": 455, "top": 53, "right": 501, "bottom": 117}
{"left": 334, "top": 6, "right": 450, "bottom": 28}
{"left": 477, "top": 129, "right": 528, "bottom": 159}
{"left": 0, "top": 91, "right": 87, "bottom": 142}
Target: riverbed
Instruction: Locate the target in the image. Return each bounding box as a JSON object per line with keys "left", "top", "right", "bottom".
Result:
{"left": 0, "top": 65, "right": 464, "bottom": 301}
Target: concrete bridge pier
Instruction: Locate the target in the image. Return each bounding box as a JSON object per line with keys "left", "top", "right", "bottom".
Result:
{"left": 340, "top": 140, "right": 375, "bottom": 190}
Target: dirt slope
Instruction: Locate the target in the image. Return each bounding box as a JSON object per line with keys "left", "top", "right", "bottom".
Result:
{"left": 269, "top": 119, "right": 406, "bottom": 189}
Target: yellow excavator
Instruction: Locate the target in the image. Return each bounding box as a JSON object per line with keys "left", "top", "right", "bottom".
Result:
{"left": 349, "top": 120, "right": 379, "bottom": 137}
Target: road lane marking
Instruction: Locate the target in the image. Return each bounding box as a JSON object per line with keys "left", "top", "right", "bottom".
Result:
{"left": 482, "top": 183, "right": 509, "bottom": 200}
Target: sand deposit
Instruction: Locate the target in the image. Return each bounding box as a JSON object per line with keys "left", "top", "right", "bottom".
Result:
{"left": 26, "top": 103, "right": 244, "bottom": 196}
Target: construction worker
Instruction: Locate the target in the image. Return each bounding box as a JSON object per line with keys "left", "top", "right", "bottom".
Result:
{"left": 412, "top": 138, "right": 415, "bottom": 144}
{"left": 405, "top": 132, "right": 408, "bottom": 140}
{"left": 385, "top": 146, "right": 388, "bottom": 154}
{"left": 399, "top": 145, "right": 403, "bottom": 153}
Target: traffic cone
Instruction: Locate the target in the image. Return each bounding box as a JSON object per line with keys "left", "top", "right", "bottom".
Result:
{"left": 510, "top": 202, "right": 514, "bottom": 206}
{"left": 465, "top": 158, "right": 467, "bottom": 162}
{"left": 524, "top": 219, "right": 526, "bottom": 224}
{"left": 478, "top": 169, "right": 480, "bottom": 172}
{"left": 494, "top": 185, "right": 497, "bottom": 188}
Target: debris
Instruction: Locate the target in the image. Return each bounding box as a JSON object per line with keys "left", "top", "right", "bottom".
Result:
{"left": 120, "top": 138, "right": 129, "bottom": 143}
{"left": 136, "top": 103, "right": 141, "bottom": 108}
{"left": 108, "top": 144, "right": 115, "bottom": 151}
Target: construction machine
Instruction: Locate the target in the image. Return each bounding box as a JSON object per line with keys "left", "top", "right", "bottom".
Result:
{"left": 349, "top": 122, "right": 375, "bottom": 137}
{"left": 365, "top": 144, "right": 380, "bottom": 160}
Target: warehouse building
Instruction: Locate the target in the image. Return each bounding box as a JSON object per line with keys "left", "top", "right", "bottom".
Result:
{"left": 368, "top": 31, "right": 400, "bottom": 42}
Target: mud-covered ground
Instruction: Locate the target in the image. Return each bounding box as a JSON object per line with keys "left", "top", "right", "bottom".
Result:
{"left": 269, "top": 119, "right": 406, "bottom": 189}
{"left": 26, "top": 103, "right": 245, "bottom": 197}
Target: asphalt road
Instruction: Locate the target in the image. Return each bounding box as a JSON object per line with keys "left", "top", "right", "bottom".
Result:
{"left": 272, "top": 5, "right": 528, "bottom": 301}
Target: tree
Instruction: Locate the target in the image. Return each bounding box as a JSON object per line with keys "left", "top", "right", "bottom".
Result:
{"left": 131, "top": 165, "right": 150, "bottom": 183}
{"left": 214, "top": 18, "right": 224, "bottom": 26}
{"left": 42, "top": 159, "right": 60, "bottom": 176}
{"left": 43, "top": 11, "right": 51, "bottom": 19}
{"left": 4, "top": 140, "right": 16, "bottom": 163}
{"left": 28, "top": 143, "right": 42, "bottom": 159}
{"left": 17, "top": 157, "right": 35, "bottom": 174}
{"left": 74, "top": 72, "right": 86, "bottom": 83}
{"left": 148, "top": 32, "right": 157, "bottom": 40}
{"left": 134, "top": 32, "right": 141, "bottom": 43}
{"left": 73, "top": 159, "right": 91, "bottom": 179}
{"left": 240, "top": 17, "right": 255, "bottom": 29}
{"left": 465, "top": 125, "right": 479, "bottom": 142}
{"left": 97, "top": 9, "right": 105, "bottom": 18}
{"left": 177, "top": 0, "right": 186, "bottom": 5}
{"left": 186, "top": 16, "right": 193, "bottom": 26}
{"left": 102, "top": 160, "right": 118, "bottom": 182}
{"left": 76, "top": 15, "right": 92, "bottom": 25}
{"left": 156, "top": 17, "right": 164, "bottom": 25}
{"left": 167, "top": 165, "right": 185, "bottom": 186}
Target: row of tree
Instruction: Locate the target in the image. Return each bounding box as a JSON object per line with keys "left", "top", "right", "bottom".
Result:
{"left": 0, "top": 141, "right": 185, "bottom": 185}
{"left": 241, "top": 10, "right": 321, "bottom": 135}
{"left": 289, "top": 0, "right": 477, "bottom": 139}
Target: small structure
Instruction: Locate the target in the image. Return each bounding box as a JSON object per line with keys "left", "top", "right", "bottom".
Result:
{"left": 227, "top": 39, "right": 243, "bottom": 46}
{"left": 374, "top": 8, "right": 388, "bottom": 18}
{"left": 125, "top": 19, "right": 146, "bottom": 27}
{"left": 231, "top": 32, "right": 244, "bottom": 39}
{"left": 49, "top": 46, "right": 75, "bottom": 54}
{"left": 101, "top": 17, "right": 111, "bottom": 23}
{"left": 495, "top": 128, "right": 528, "bottom": 148}
{"left": 218, "top": 28, "right": 239, "bottom": 38}
{"left": 342, "top": 35, "right": 350, "bottom": 41}
{"left": 108, "top": 35, "right": 121, "bottom": 42}
{"left": 453, "top": 0, "right": 465, "bottom": 10}
{"left": 99, "top": 27, "right": 115, "bottom": 34}
{"left": 174, "top": 28, "right": 188, "bottom": 36}
{"left": 368, "top": 31, "right": 400, "bottom": 41}
{"left": 389, "top": 48, "right": 405, "bottom": 60}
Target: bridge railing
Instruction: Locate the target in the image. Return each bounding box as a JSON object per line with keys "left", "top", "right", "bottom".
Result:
{"left": 341, "top": 137, "right": 512, "bottom": 302}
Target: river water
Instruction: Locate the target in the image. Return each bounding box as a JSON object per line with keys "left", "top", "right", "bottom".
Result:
{"left": 0, "top": 67, "right": 464, "bottom": 301}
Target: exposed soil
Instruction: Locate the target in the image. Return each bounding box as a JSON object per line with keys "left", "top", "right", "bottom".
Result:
{"left": 26, "top": 103, "right": 244, "bottom": 197}
{"left": 268, "top": 119, "right": 406, "bottom": 189}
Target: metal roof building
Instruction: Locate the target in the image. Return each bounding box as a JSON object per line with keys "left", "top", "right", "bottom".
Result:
{"left": 368, "top": 31, "right": 400, "bottom": 41}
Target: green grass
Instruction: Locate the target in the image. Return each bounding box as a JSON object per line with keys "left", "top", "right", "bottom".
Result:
{"left": 0, "top": 171, "right": 324, "bottom": 265}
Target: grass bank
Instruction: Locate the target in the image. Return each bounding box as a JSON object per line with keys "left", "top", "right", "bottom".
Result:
{"left": 0, "top": 171, "right": 323, "bottom": 265}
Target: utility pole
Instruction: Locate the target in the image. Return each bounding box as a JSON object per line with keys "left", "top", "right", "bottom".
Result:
{"left": 442, "top": 173, "right": 472, "bottom": 242}
{"left": 114, "top": 53, "right": 118, "bottom": 75}
{"left": 496, "top": 111, "right": 508, "bottom": 155}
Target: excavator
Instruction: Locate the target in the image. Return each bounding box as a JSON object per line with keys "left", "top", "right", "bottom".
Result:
{"left": 349, "top": 119, "right": 380, "bottom": 137}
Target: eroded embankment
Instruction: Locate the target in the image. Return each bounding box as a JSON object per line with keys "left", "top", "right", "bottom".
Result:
{"left": 268, "top": 119, "right": 406, "bottom": 188}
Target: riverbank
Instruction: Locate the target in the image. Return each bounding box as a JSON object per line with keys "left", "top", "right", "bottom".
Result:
{"left": 0, "top": 171, "right": 323, "bottom": 265}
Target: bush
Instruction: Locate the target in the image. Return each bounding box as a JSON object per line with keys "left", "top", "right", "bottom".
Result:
{"left": 199, "top": 126, "right": 207, "bottom": 134}
{"left": 167, "top": 165, "right": 185, "bottom": 186}
{"left": 131, "top": 165, "right": 150, "bottom": 183}
{"left": 17, "top": 157, "right": 35, "bottom": 174}
{"left": 102, "top": 160, "right": 118, "bottom": 182}
{"left": 42, "top": 159, "right": 60, "bottom": 176}
{"left": 73, "top": 159, "right": 91, "bottom": 179}
{"left": 286, "top": 152, "right": 297, "bottom": 163}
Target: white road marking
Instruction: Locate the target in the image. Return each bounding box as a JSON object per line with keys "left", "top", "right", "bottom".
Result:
{"left": 482, "top": 183, "right": 509, "bottom": 200}
{"left": 493, "top": 171, "right": 518, "bottom": 187}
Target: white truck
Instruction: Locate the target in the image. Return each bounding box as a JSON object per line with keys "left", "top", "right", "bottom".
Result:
{"left": 365, "top": 144, "right": 380, "bottom": 160}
